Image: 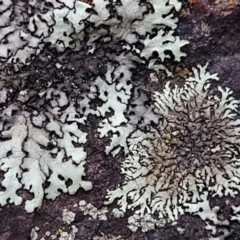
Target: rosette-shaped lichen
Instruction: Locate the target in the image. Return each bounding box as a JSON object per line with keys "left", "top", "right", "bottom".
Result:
{"left": 105, "top": 64, "right": 240, "bottom": 230}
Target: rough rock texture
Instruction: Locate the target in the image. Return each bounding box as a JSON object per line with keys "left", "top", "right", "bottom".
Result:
{"left": 1, "top": 0, "right": 240, "bottom": 239}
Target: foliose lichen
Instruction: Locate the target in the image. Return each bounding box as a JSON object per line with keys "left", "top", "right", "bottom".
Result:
{"left": 0, "top": 0, "right": 188, "bottom": 213}
{"left": 1, "top": 0, "right": 240, "bottom": 238}
{"left": 105, "top": 64, "right": 240, "bottom": 234}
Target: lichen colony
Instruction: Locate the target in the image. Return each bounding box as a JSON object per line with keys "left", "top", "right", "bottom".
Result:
{"left": 106, "top": 64, "right": 240, "bottom": 236}
{"left": 0, "top": 0, "right": 240, "bottom": 238}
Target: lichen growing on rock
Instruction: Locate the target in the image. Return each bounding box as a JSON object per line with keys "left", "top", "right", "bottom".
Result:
{"left": 0, "top": 91, "right": 92, "bottom": 213}
{"left": 0, "top": 0, "right": 90, "bottom": 67}
{"left": 1, "top": 0, "right": 240, "bottom": 238}
{"left": 105, "top": 64, "right": 240, "bottom": 233}
{"left": 0, "top": 0, "right": 189, "bottom": 213}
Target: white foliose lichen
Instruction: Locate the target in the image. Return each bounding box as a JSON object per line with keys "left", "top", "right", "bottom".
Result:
{"left": 105, "top": 64, "right": 240, "bottom": 233}
{"left": 2, "top": 4, "right": 234, "bottom": 238}
{"left": 88, "top": 0, "right": 188, "bottom": 73}
{"left": 78, "top": 0, "right": 188, "bottom": 156}
{"left": 0, "top": 0, "right": 90, "bottom": 67}
{"left": 0, "top": 87, "right": 92, "bottom": 212}
{"left": 0, "top": 0, "right": 187, "bottom": 72}
{"left": 0, "top": 0, "right": 189, "bottom": 164}
{"left": 88, "top": 0, "right": 183, "bottom": 44}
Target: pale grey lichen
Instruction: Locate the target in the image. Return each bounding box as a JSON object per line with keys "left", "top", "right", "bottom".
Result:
{"left": 31, "top": 226, "right": 39, "bottom": 240}
{"left": 0, "top": 0, "right": 90, "bottom": 67}
{"left": 78, "top": 200, "right": 108, "bottom": 220}
{"left": 120, "top": 0, "right": 188, "bottom": 75}
{"left": 1, "top": 1, "right": 239, "bottom": 238}
{"left": 105, "top": 64, "right": 240, "bottom": 233}
{"left": 62, "top": 208, "right": 76, "bottom": 225}
{"left": 87, "top": 0, "right": 186, "bottom": 47}
{"left": 0, "top": 0, "right": 187, "bottom": 71}
{"left": 0, "top": 88, "right": 92, "bottom": 212}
